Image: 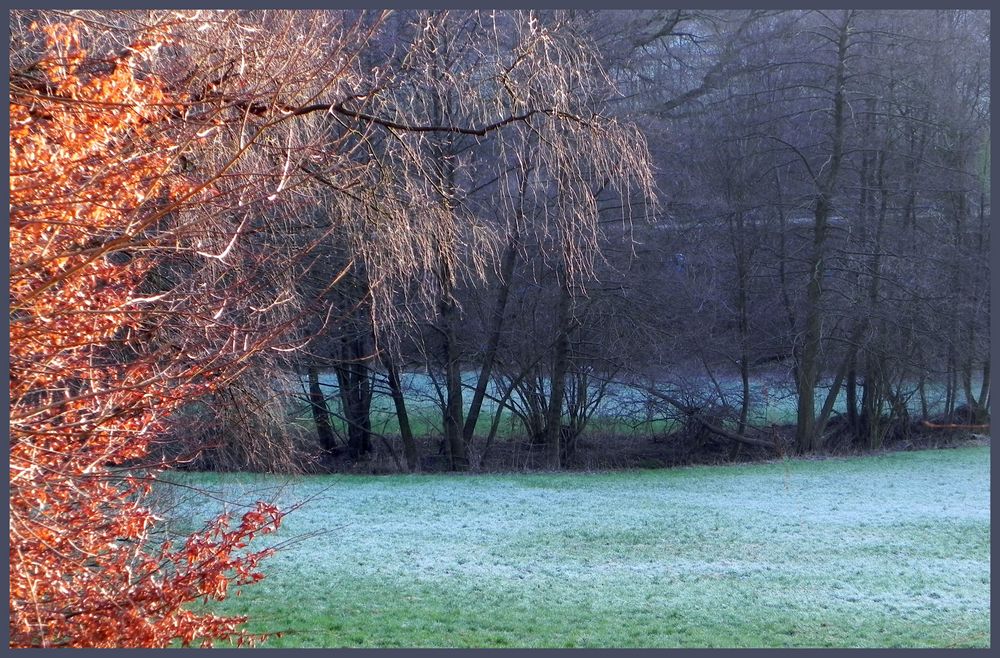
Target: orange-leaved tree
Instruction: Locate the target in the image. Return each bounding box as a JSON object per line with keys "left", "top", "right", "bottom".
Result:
{"left": 9, "top": 21, "right": 282, "bottom": 648}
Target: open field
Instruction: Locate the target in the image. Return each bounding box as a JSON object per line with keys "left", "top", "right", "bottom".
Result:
{"left": 163, "top": 446, "right": 991, "bottom": 648}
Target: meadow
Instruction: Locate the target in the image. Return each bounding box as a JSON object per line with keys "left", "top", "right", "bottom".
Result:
{"left": 162, "top": 445, "right": 991, "bottom": 648}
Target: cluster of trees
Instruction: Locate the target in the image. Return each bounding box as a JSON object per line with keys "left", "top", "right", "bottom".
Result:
{"left": 648, "top": 9, "right": 992, "bottom": 454}
{"left": 8, "top": 8, "right": 651, "bottom": 646}
{"left": 287, "top": 9, "right": 991, "bottom": 471}
{"left": 7, "top": 8, "right": 989, "bottom": 646}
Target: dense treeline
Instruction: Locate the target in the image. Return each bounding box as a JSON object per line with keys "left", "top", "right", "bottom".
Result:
{"left": 265, "top": 9, "right": 990, "bottom": 472}
{"left": 13, "top": 10, "right": 990, "bottom": 480}
{"left": 131, "top": 9, "right": 989, "bottom": 473}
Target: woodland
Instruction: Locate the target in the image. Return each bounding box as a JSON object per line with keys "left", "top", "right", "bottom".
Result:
{"left": 8, "top": 9, "right": 990, "bottom": 647}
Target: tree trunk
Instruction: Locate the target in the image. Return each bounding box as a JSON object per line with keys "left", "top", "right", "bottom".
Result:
{"left": 730, "top": 228, "right": 751, "bottom": 460}
{"left": 845, "top": 89, "right": 876, "bottom": 440}
{"left": 734, "top": 211, "right": 751, "bottom": 437}
{"left": 439, "top": 282, "right": 468, "bottom": 471}
{"left": 814, "top": 336, "right": 860, "bottom": 441}
{"left": 859, "top": 352, "right": 887, "bottom": 449}
{"left": 795, "top": 12, "right": 851, "bottom": 453}
{"left": 945, "top": 346, "right": 958, "bottom": 420}
{"left": 335, "top": 330, "right": 373, "bottom": 461}
{"left": 845, "top": 353, "right": 858, "bottom": 434}
{"left": 945, "top": 145, "right": 968, "bottom": 422}
{"left": 976, "top": 357, "right": 991, "bottom": 421}
{"left": 854, "top": 149, "right": 891, "bottom": 448}
{"left": 545, "top": 279, "right": 573, "bottom": 470}
{"left": 464, "top": 232, "right": 518, "bottom": 444}
{"left": 970, "top": 196, "right": 990, "bottom": 422}
{"left": 384, "top": 354, "right": 418, "bottom": 472}
{"left": 794, "top": 194, "right": 827, "bottom": 452}
{"left": 918, "top": 373, "right": 929, "bottom": 420}
{"left": 308, "top": 366, "right": 337, "bottom": 456}
{"left": 773, "top": 170, "right": 799, "bottom": 362}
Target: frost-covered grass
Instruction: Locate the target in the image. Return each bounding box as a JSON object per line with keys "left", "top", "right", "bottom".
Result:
{"left": 164, "top": 446, "right": 991, "bottom": 648}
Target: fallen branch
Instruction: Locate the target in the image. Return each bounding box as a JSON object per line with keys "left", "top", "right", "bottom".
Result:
{"left": 694, "top": 417, "right": 778, "bottom": 450}
{"left": 921, "top": 420, "right": 990, "bottom": 431}
{"left": 642, "top": 388, "right": 777, "bottom": 451}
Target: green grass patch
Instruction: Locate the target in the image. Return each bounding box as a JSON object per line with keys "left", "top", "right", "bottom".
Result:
{"left": 165, "top": 446, "right": 991, "bottom": 648}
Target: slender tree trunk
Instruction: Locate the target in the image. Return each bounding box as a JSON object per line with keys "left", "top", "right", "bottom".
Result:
{"left": 727, "top": 357, "right": 751, "bottom": 461}
{"left": 794, "top": 195, "right": 827, "bottom": 452}
{"left": 728, "top": 211, "right": 752, "bottom": 460}
{"left": 945, "top": 346, "right": 958, "bottom": 419}
{"left": 846, "top": 352, "right": 858, "bottom": 433}
{"left": 308, "top": 366, "right": 337, "bottom": 456}
{"left": 422, "top": 38, "right": 468, "bottom": 471}
{"left": 962, "top": 349, "right": 978, "bottom": 424}
{"left": 773, "top": 171, "right": 799, "bottom": 368}
{"left": 357, "top": 352, "right": 373, "bottom": 455}
{"left": 478, "top": 381, "right": 518, "bottom": 471}
{"left": 860, "top": 350, "right": 889, "bottom": 449}
{"left": 384, "top": 355, "right": 418, "bottom": 472}
{"left": 972, "top": 199, "right": 990, "bottom": 421}
{"left": 814, "top": 335, "right": 860, "bottom": 441}
{"left": 335, "top": 357, "right": 372, "bottom": 460}
{"left": 855, "top": 150, "right": 890, "bottom": 447}
{"left": 976, "top": 357, "right": 991, "bottom": 421}
{"left": 846, "top": 91, "right": 875, "bottom": 441}
{"left": 860, "top": 358, "right": 878, "bottom": 448}
{"left": 545, "top": 278, "right": 573, "bottom": 470}
{"left": 962, "top": 201, "right": 989, "bottom": 424}
{"left": 918, "top": 375, "right": 929, "bottom": 420}
{"left": 962, "top": 358, "right": 990, "bottom": 425}
{"left": 735, "top": 219, "right": 751, "bottom": 437}
{"left": 795, "top": 12, "right": 851, "bottom": 453}
{"left": 975, "top": 197, "right": 989, "bottom": 418}
{"left": 464, "top": 232, "right": 518, "bottom": 444}
{"left": 439, "top": 281, "right": 469, "bottom": 471}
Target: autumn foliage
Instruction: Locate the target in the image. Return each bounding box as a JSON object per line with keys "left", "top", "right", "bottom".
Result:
{"left": 9, "top": 22, "right": 281, "bottom": 647}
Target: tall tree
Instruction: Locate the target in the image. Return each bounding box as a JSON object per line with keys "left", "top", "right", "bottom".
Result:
{"left": 9, "top": 19, "right": 290, "bottom": 647}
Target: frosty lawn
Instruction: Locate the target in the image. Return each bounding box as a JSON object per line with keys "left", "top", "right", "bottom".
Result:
{"left": 164, "top": 446, "right": 991, "bottom": 648}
